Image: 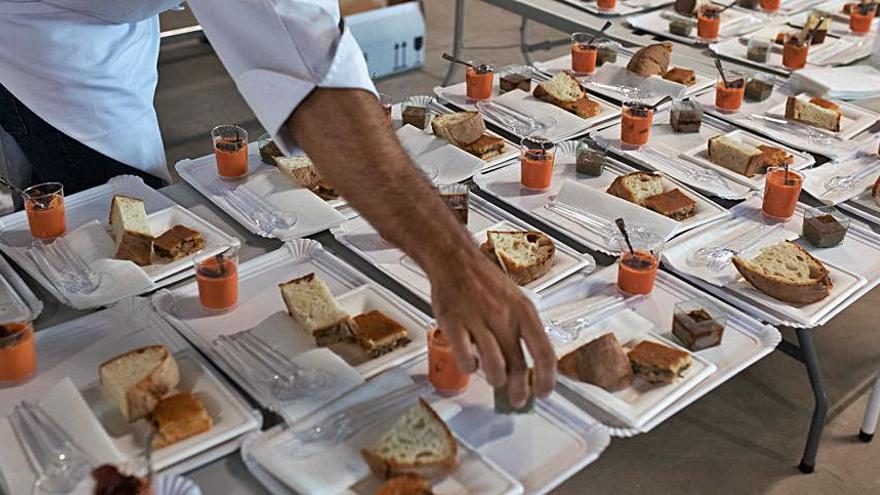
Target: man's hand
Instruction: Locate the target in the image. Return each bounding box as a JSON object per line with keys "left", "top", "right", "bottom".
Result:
{"left": 286, "top": 88, "right": 556, "bottom": 405}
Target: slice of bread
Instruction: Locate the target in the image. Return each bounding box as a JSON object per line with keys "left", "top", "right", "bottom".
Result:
{"left": 275, "top": 155, "right": 323, "bottom": 190}
{"left": 558, "top": 332, "right": 633, "bottom": 391}
{"left": 663, "top": 67, "right": 695, "bottom": 86}
{"left": 785, "top": 96, "right": 841, "bottom": 132}
{"left": 99, "top": 345, "right": 180, "bottom": 422}
{"left": 153, "top": 225, "right": 204, "bottom": 260}
{"left": 459, "top": 134, "right": 506, "bottom": 161}
{"left": 644, "top": 188, "right": 697, "bottom": 220}
{"left": 628, "top": 340, "right": 692, "bottom": 384}
{"left": 732, "top": 241, "right": 833, "bottom": 304}
{"left": 109, "top": 195, "right": 153, "bottom": 266}
{"left": 707, "top": 135, "right": 765, "bottom": 177}
{"left": 352, "top": 310, "right": 411, "bottom": 358}
{"left": 481, "top": 231, "right": 555, "bottom": 285}
{"left": 533, "top": 72, "right": 601, "bottom": 118}
{"left": 757, "top": 145, "right": 794, "bottom": 169}
{"left": 279, "top": 273, "right": 357, "bottom": 346}
{"left": 376, "top": 474, "right": 433, "bottom": 495}
{"left": 606, "top": 171, "right": 664, "bottom": 206}
{"left": 151, "top": 392, "right": 213, "bottom": 448}
{"left": 362, "top": 398, "right": 457, "bottom": 480}
{"left": 430, "top": 112, "right": 485, "bottom": 147}
{"left": 626, "top": 43, "right": 673, "bottom": 77}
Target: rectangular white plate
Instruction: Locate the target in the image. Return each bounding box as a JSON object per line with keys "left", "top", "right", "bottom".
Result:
{"left": 396, "top": 124, "right": 484, "bottom": 184}
{"left": 627, "top": 7, "right": 769, "bottom": 45}
{"left": 175, "top": 142, "right": 348, "bottom": 239}
{"left": 433, "top": 71, "right": 621, "bottom": 142}
{"left": 662, "top": 197, "right": 876, "bottom": 327}
{"left": 802, "top": 151, "right": 880, "bottom": 205}
{"left": 474, "top": 141, "right": 729, "bottom": 254}
{"left": 331, "top": 195, "right": 596, "bottom": 302}
{"left": 555, "top": 310, "right": 716, "bottom": 428}
{"left": 557, "top": 0, "right": 675, "bottom": 17}
{"left": 538, "top": 268, "right": 780, "bottom": 436}
{"left": 678, "top": 128, "right": 816, "bottom": 190}
{"left": 694, "top": 90, "right": 880, "bottom": 158}
{"left": 0, "top": 298, "right": 261, "bottom": 472}
{"left": 535, "top": 51, "right": 715, "bottom": 106}
{"left": 840, "top": 190, "right": 880, "bottom": 225}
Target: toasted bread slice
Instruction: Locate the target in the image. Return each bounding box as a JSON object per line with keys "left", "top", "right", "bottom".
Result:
{"left": 279, "top": 273, "right": 357, "bottom": 346}
{"left": 99, "top": 345, "right": 180, "bottom": 422}
{"left": 558, "top": 333, "right": 633, "bottom": 391}
{"left": 606, "top": 171, "right": 664, "bottom": 206}
{"left": 481, "top": 231, "right": 555, "bottom": 285}
{"left": 458, "top": 134, "right": 505, "bottom": 161}
{"left": 151, "top": 392, "right": 213, "bottom": 448}
{"left": 153, "top": 225, "right": 204, "bottom": 260}
{"left": 352, "top": 310, "right": 411, "bottom": 358}
{"left": 628, "top": 340, "right": 692, "bottom": 384}
{"left": 362, "top": 399, "right": 457, "bottom": 480}
{"left": 732, "top": 241, "right": 832, "bottom": 304}
{"left": 644, "top": 188, "right": 697, "bottom": 220}
{"left": 663, "top": 67, "right": 695, "bottom": 86}
{"left": 626, "top": 43, "right": 673, "bottom": 77}
{"left": 430, "top": 112, "right": 485, "bottom": 146}
{"left": 533, "top": 72, "right": 601, "bottom": 119}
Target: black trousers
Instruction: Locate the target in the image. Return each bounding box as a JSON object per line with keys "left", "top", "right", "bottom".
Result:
{"left": 0, "top": 83, "right": 165, "bottom": 195}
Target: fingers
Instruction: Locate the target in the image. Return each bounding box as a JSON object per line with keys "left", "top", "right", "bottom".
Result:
{"left": 518, "top": 306, "right": 557, "bottom": 399}
{"left": 470, "top": 325, "right": 507, "bottom": 388}
{"left": 435, "top": 316, "right": 478, "bottom": 374}
{"left": 499, "top": 337, "right": 530, "bottom": 408}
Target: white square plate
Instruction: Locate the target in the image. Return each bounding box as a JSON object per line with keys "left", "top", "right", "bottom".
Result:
{"left": 627, "top": 8, "right": 768, "bottom": 45}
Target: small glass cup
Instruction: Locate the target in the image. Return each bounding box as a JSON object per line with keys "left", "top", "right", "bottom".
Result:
{"left": 595, "top": 39, "right": 621, "bottom": 66}
{"left": 615, "top": 231, "right": 664, "bottom": 295}
{"left": 195, "top": 245, "right": 239, "bottom": 312}
{"left": 802, "top": 205, "right": 850, "bottom": 248}
{"left": 520, "top": 136, "right": 556, "bottom": 190}
{"left": 22, "top": 182, "right": 66, "bottom": 242}
{"left": 571, "top": 33, "right": 599, "bottom": 75}
{"left": 745, "top": 72, "right": 776, "bottom": 102}
{"left": 465, "top": 64, "right": 495, "bottom": 101}
{"left": 672, "top": 297, "right": 727, "bottom": 351}
{"left": 212, "top": 125, "right": 249, "bottom": 180}
{"left": 620, "top": 100, "right": 654, "bottom": 147}
{"left": 760, "top": 0, "right": 781, "bottom": 12}
{"left": 576, "top": 136, "right": 607, "bottom": 176}
{"left": 850, "top": 6, "right": 876, "bottom": 34}
{"left": 380, "top": 93, "right": 393, "bottom": 126}
{"left": 402, "top": 96, "right": 429, "bottom": 129}
{"left": 697, "top": 6, "right": 722, "bottom": 40}
{"left": 715, "top": 74, "right": 746, "bottom": 113}
{"left": 438, "top": 184, "right": 469, "bottom": 225}
{"left": 428, "top": 326, "right": 470, "bottom": 396}
{"left": 670, "top": 99, "right": 704, "bottom": 133}
{"left": 746, "top": 38, "right": 772, "bottom": 63}
{"left": 762, "top": 167, "right": 803, "bottom": 219}
{"left": 0, "top": 321, "right": 36, "bottom": 386}
{"left": 597, "top": 0, "right": 617, "bottom": 10}
{"left": 782, "top": 36, "right": 811, "bottom": 70}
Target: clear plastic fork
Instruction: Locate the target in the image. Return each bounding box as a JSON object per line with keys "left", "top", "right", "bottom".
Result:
{"left": 695, "top": 223, "right": 782, "bottom": 272}
{"left": 475, "top": 100, "right": 556, "bottom": 135}
{"left": 822, "top": 158, "right": 880, "bottom": 196}
{"left": 29, "top": 239, "right": 100, "bottom": 294}
{"left": 748, "top": 114, "right": 846, "bottom": 146}
{"left": 211, "top": 182, "right": 296, "bottom": 235}
{"left": 10, "top": 402, "right": 94, "bottom": 494}
{"left": 638, "top": 147, "right": 733, "bottom": 193}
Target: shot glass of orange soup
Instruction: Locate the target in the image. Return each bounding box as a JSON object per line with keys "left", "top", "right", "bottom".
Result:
{"left": 571, "top": 33, "right": 599, "bottom": 75}
{"left": 615, "top": 231, "right": 663, "bottom": 295}
{"left": 22, "top": 182, "right": 66, "bottom": 242}
{"left": 428, "top": 326, "right": 470, "bottom": 396}
{"left": 782, "top": 36, "right": 810, "bottom": 70}
{"left": 0, "top": 321, "right": 36, "bottom": 386}
{"left": 715, "top": 75, "right": 746, "bottom": 113}
{"left": 697, "top": 6, "right": 722, "bottom": 40}
{"left": 760, "top": 0, "right": 781, "bottom": 12}
{"left": 195, "top": 245, "right": 239, "bottom": 312}
{"left": 465, "top": 64, "right": 495, "bottom": 101}
{"left": 520, "top": 135, "right": 556, "bottom": 190}
{"left": 212, "top": 125, "right": 249, "bottom": 180}
{"left": 762, "top": 167, "right": 803, "bottom": 219}
{"left": 620, "top": 100, "right": 654, "bottom": 147}
{"left": 850, "top": 5, "right": 876, "bottom": 34}
{"left": 597, "top": 0, "right": 617, "bottom": 10}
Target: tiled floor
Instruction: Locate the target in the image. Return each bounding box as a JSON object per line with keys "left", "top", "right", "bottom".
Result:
{"left": 154, "top": 3, "right": 880, "bottom": 493}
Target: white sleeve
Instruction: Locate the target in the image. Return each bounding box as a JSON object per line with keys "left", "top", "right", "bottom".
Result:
{"left": 187, "top": 0, "right": 377, "bottom": 154}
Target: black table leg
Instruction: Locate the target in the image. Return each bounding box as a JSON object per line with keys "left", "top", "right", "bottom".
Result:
{"left": 796, "top": 328, "right": 828, "bottom": 474}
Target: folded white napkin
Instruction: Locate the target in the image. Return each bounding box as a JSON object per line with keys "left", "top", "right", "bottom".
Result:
{"left": 275, "top": 348, "right": 366, "bottom": 425}
{"left": 0, "top": 221, "right": 154, "bottom": 309}
{"left": 791, "top": 65, "right": 880, "bottom": 100}
{"left": 0, "top": 378, "right": 126, "bottom": 495}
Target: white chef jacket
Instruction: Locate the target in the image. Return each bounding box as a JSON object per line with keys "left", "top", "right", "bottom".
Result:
{"left": 0, "top": 0, "right": 376, "bottom": 181}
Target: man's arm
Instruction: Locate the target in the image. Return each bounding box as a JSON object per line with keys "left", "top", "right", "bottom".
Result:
{"left": 287, "top": 89, "right": 555, "bottom": 406}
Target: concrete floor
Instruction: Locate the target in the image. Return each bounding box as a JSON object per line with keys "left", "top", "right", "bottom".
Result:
{"left": 155, "top": 2, "right": 880, "bottom": 493}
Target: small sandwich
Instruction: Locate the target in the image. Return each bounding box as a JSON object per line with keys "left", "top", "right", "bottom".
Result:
{"left": 109, "top": 195, "right": 153, "bottom": 266}
{"left": 558, "top": 333, "right": 634, "bottom": 392}
{"left": 352, "top": 310, "right": 411, "bottom": 358}
{"left": 606, "top": 171, "right": 664, "bottom": 207}
{"left": 362, "top": 399, "right": 457, "bottom": 480}
{"left": 644, "top": 188, "right": 697, "bottom": 221}
{"left": 99, "top": 345, "right": 180, "bottom": 422}
{"left": 757, "top": 145, "right": 794, "bottom": 169}
{"left": 151, "top": 392, "right": 213, "bottom": 448}
{"left": 663, "top": 67, "right": 696, "bottom": 86}
{"left": 480, "top": 231, "right": 555, "bottom": 286}
{"left": 785, "top": 96, "right": 842, "bottom": 132}
{"left": 279, "top": 272, "right": 358, "bottom": 346}
{"left": 152, "top": 225, "right": 204, "bottom": 260}
{"left": 707, "top": 135, "right": 765, "bottom": 177}
{"left": 533, "top": 72, "right": 601, "bottom": 119}
{"left": 458, "top": 134, "right": 506, "bottom": 161}
{"left": 628, "top": 340, "right": 692, "bottom": 384}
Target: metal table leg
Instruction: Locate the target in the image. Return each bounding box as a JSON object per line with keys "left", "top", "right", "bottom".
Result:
{"left": 442, "top": 0, "right": 466, "bottom": 87}
{"left": 795, "top": 328, "right": 828, "bottom": 474}
{"left": 520, "top": 17, "right": 534, "bottom": 66}
{"left": 859, "top": 371, "right": 880, "bottom": 442}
